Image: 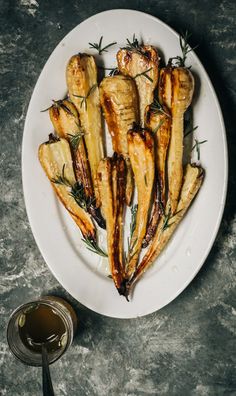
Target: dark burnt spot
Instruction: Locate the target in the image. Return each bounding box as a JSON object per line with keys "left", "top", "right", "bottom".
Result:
{"left": 145, "top": 109, "right": 151, "bottom": 125}
{"left": 112, "top": 152, "right": 118, "bottom": 161}
{"left": 52, "top": 106, "right": 60, "bottom": 119}
{"left": 145, "top": 135, "right": 154, "bottom": 150}
{"left": 143, "top": 50, "right": 151, "bottom": 60}
{"left": 124, "top": 52, "right": 132, "bottom": 63}
{"left": 118, "top": 280, "right": 129, "bottom": 301}
{"left": 131, "top": 122, "right": 141, "bottom": 132}
{"left": 46, "top": 133, "right": 60, "bottom": 144}
{"left": 103, "top": 95, "right": 113, "bottom": 114}
{"left": 90, "top": 207, "right": 106, "bottom": 229}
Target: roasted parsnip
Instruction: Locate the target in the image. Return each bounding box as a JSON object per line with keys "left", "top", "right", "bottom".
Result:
{"left": 145, "top": 103, "right": 171, "bottom": 204}
{"left": 111, "top": 154, "right": 126, "bottom": 277}
{"left": 66, "top": 54, "right": 104, "bottom": 204}
{"left": 126, "top": 128, "right": 155, "bottom": 279}
{"left": 99, "top": 75, "right": 139, "bottom": 205}
{"left": 127, "top": 164, "right": 204, "bottom": 292}
{"left": 49, "top": 99, "right": 92, "bottom": 194}
{"left": 97, "top": 155, "right": 126, "bottom": 295}
{"left": 48, "top": 99, "right": 105, "bottom": 229}
{"left": 142, "top": 103, "right": 172, "bottom": 247}
{"left": 141, "top": 182, "right": 162, "bottom": 249}
{"left": 38, "top": 135, "right": 96, "bottom": 241}
{"left": 159, "top": 67, "right": 194, "bottom": 214}
{"left": 117, "top": 45, "right": 159, "bottom": 126}
{"left": 159, "top": 67, "right": 172, "bottom": 110}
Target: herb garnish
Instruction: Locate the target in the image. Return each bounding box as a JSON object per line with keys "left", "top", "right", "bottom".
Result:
{"left": 130, "top": 204, "right": 138, "bottom": 238}
{"left": 191, "top": 139, "right": 207, "bottom": 161}
{"left": 133, "top": 67, "right": 153, "bottom": 82}
{"left": 52, "top": 167, "right": 107, "bottom": 257}
{"left": 125, "top": 204, "right": 138, "bottom": 262}
{"left": 168, "top": 31, "right": 198, "bottom": 68}
{"left": 153, "top": 118, "right": 166, "bottom": 134}
{"left": 108, "top": 67, "right": 119, "bottom": 76}
{"left": 150, "top": 98, "right": 171, "bottom": 118}
{"left": 184, "top": 125, "right": 198, "bottom": 138}
{"left": 73, "top": 84, "right": 97, "bottom": 111}
{"left": 89, "top": 36, "right": 117, "bottom": 55}
{"left": 41, "top": 99, "right": 74, "bottom": 115}
{"left": 162, "top": 209, "right": 173, "bottom": 231}
{"left": 67, "top": 131, "right": 85, "bottom": 150}
{"left": 51, "top": 164, "right": 71, "bottom": 187}
{"left": 98, "top": 66, "right": 119, "bottom": 76}
{"left": 51, "top": 165, "right": 92, "bottom": 211}
{"left": 121, "top": 34, "right": 148, "bottom": 58}
{"left": 81, "top": 236, "right": 108, "bottom": 257}
{"left": 70, "top": 182, "right": 94, "bottom": 211}
{"left": 162, "top": 208, "right": 182, "bottom": 231}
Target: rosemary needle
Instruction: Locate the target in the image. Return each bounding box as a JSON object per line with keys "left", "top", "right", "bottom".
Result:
{"left": 51, "top": 165, "right": 92, "bottom": 211}
{"left": 191, "top": 139, "right": 207, "bottom": 161}
{"left": 150, "top": 98, "right": 170, "bottom": 118}
{"left": 89, "top": 36, "right": 117, "bottom": 55}
{"left": 125, "top": 204, "right": 138, "bottom": 262}
{"left": 73, "top": 84, "right": 97, "bottom": 111}
{"left": 133, "top": 67, "right": 153, "bottom": 83}
{"left": 121, "top": 34, "right": 149, "bottom": 58}
{"left": 67, "top": 131, "right": 85, "bottom": 150}
{"left": 168, "top": 30, "right": 198, "bottom": 68}
{"left": 81, "top": 237, "right": 108, "bottom": 257}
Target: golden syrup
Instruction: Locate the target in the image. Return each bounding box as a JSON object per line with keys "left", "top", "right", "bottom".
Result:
{"left": 18, "top": 303, "right": 67, "bottom": 353}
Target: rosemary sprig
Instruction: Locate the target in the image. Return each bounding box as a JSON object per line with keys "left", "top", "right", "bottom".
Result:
{"left": 150, "top": 98, "right": 171, "bottom": 118}
{"left": 98, "top": 66, "right": 119, "bottom": 76}
{"left": 70, "top": 182, "right": 94, "bottom": 212}
{"left": 51, "top": 165, "right": 92, "bottom": 212}
{"left": 127, "top": 241, "right": 138, "bottom": 261}
{"left": 133, "top": 67, "right": 153, "bottom": 82}
{"left": 41, "top": 99, "right": 74, "bottom": 115}
{"left": 153, "top": 118, "right": 166, "bottom": 134}
{"left": 168, "top": 31, "right": 198, "bottom": 68}
{"left": 130, "top": 204, "right": 138, "bottom": 239}
{"left": 162, "top": 208, "right": 172, "bottom": 231}
{"left": 51, "top": 164, "right": 71, "bottom": 187}
{"left": 54, "top": 100, "right": 74, "bottom": 116}
{"left": 184, "top": 125, "right": 198, "bottom": 138}
{"left": 73, "top": 84, "right": 97, "bottom": 111}
{"left": 125, "top": 204, "right": 138, "bottom": 262}
{"left": 109, "top": 67, "right": 119, "bottom": 76}
{"left": 89, "top": 36, "right": 117, "bottom": 55}
{"left": 81, "top": 237, "right": 108, "bottom": 257}
{"left": 41, "top": 105, "right": 53, "bottom": 113}
{"left": 162, "top": 208, "right": 182, "bottom": 231}
{"left": 121, "top": 34, "right": 148, "bottom": 57}
{"left": 191, "top": 139, "right": 207, "bottom": 160}
{"left": 67, "top": 131, "right": 85, "bottom": 150}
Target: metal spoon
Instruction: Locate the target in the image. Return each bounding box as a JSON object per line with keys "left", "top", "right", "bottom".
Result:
{"left": 42, "top": 344, "right": 55, "bottom": 396}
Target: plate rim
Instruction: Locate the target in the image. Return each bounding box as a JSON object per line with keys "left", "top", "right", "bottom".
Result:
{"left": 21, "top": 9, "right": 228, "bottom": 319}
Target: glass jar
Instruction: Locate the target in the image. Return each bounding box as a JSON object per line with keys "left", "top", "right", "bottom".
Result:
{"left": 7, "top": 296, "right": 77, "bottom": 366}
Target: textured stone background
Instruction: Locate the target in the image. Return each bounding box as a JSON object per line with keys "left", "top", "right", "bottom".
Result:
{"left": 0, "top": 1, "right": 235, "bottom": 395}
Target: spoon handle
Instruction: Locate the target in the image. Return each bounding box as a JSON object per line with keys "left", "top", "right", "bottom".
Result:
{"left": 42, "top": 345, "right": 55, "bottom": 396}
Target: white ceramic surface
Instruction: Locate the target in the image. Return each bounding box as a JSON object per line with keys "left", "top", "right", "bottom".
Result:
{"left": 22, "top": 9, "right": 228, "bottom": 318}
